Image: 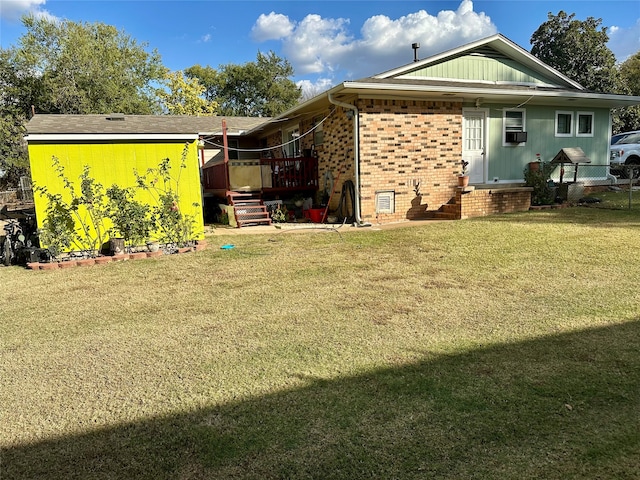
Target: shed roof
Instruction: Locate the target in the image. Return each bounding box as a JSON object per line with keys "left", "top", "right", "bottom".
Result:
{"left": 26, "top": 114, "right": 268, "bottom": 136}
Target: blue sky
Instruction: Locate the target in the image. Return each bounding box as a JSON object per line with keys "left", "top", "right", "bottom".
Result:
{"left": 1, "top": 0, "right": 639, "bottom": 95}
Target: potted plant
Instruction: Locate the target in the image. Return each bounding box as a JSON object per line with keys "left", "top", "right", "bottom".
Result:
{"left": 458, "top": 160, "right": 470, "bottom": 187}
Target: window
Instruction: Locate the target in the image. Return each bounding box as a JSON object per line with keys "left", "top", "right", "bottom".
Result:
{"left": 555, "top": 111, "right": 573, "bottom": 137}
{"left": 503, "top": 109, "right": 525, "bottom": 145}
{"left": 313, "top": 117, "right": 324, "bottom": 145}
{"left": 283, "top": 127, "right": 300, "bottom": 157}
{"left": 576, "top": 112, "right": 594, "bottom": 137}
{"left": 228, "top": 139, "right": 239, "bottom": 160}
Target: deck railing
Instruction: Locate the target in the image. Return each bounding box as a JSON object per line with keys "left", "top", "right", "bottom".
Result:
{"left": 202, "top": 157, "right": 318, "bottom": 194}
{"left": 261, "top": 157, "right": 318, "bottom": 193}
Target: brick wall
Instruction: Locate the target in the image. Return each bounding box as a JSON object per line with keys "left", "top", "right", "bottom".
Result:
{"left": 357, "top": 99, "right": 463, "bottom": 223}
{"left": 298, "top": 108, "right": 356, "bottom": 206}
{"left": 457, "top": 187, "right": 532, "bottom": 219}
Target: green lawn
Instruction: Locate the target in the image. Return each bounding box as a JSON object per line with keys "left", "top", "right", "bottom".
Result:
{"left": 1, "top": 206, "right": 639, "bottom": 479}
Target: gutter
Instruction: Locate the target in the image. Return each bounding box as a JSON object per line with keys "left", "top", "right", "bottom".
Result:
{"left": 328, "top": 92, "right": 363, "bottom": 224}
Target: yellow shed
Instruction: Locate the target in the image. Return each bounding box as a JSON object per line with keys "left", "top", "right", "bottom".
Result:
{"left": 25, "top": 114, "right": 214, "bottom": 252}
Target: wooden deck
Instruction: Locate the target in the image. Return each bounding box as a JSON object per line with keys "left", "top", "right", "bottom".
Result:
{"left": 202, "top": 157, "right": 318, "bottom": 198}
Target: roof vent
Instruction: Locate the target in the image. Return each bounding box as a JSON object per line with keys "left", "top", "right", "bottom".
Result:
{"left": 412, "top": 42, "right": 420, "bottom": 62}
{"left": 106, "top": 113, "right": 125, "bottom": 121}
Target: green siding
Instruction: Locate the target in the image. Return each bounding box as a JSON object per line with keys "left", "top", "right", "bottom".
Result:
{"left": 479, "top": 104, "right": 611, "bottom": 182}
{"left": 400, "top": 54, "right": 558, "bottom": 86}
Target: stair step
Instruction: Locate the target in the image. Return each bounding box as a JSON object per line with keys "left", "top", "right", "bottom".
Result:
{"left": 432, "top": 212, "right": 457, "bottom": 220}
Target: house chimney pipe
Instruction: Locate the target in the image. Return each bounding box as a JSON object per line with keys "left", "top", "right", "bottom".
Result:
{"left": 412, "top": 42, "right": 420, "bottom": 62}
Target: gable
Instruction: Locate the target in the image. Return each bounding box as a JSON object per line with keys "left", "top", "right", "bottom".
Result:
{"left": 396, "top": 46, "right": 560, "bottom": 88}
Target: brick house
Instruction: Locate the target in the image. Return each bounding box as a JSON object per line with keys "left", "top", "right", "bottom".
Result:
{"left": 203, "top": 34, "right": 640, "bottom": 224}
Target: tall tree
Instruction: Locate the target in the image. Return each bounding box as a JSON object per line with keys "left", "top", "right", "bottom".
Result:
{"left": 157, "top": 71, "right": 217, "bottom": 116}
{"left": 12, "top": 15, "right": 166, "bottom": 115}
{"left": 613, "top": 51, "right": 640, "bottom": 133}
{"left": 0, "top": 15, "right": 167, "bottom": 186}
{"left": 530, "top": 11, "right": 619, "bottom": 93}
{"left": 185, "top": 51, "right": 301, "bottom": 117}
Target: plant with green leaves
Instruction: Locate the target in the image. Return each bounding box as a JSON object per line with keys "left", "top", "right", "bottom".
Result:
{"left": 36, "top": 196, "right": 76, "bottom": 260}
{"left": 524, "top": 161, "right": 557, "bottom": 206}
{"left": 106, "top": 184, "right": 155, "bottom": 251}
{"left": 134, "top": 145, "right": 201, "bottom": 247}
{"left": 35, "top": 158, "right": 109, "bottom": 255}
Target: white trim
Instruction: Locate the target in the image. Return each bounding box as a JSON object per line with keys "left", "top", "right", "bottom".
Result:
{"left": 576, "top": 111, "right": 594, "bottom": 137}
{"left": 555, "top": 111, "right": 573, "bottom": 137}
{"left": 25, "top": 133, "right": 199, "bottom": 141}
{"left": 462, "top": 108, "right": 489, "bottom": 184}
{"left": 397, "top": 75, "right": 558, "bottom": 90}
{"left": 373, "top": 34, "right": 584, "bottom": 90}
{"left": 502, "top": 108, "right": 526, "bottom": 147}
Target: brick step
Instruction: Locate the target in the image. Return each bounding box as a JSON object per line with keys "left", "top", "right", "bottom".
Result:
{"left": 440, "top": 203, "right": 459, "bottom": 214}
{"left": 431, "top": 211, "right": 457, "bottom": 220}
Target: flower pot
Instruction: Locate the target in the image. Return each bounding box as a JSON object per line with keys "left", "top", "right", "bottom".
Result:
{"left": 147, "top": 241, "right": 160, "bottom": 253}
{"left": 458, "top": 175, "right": 470, "bottom": 187}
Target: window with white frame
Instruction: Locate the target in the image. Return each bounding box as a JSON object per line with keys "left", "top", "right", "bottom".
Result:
{"left": 283, "top": 127, "right": 300, "bottom": 157}
{"left": 576, "top": 112, "right": 594, "bottom": 137}
{"left": 313, "top": 117, "right": 324, "bottom": 146}
{"left": 555, "top": 111, "right": 573, "bottom": 137}
{"left": 503, "top": 109, "right": 525, "bottom": 145}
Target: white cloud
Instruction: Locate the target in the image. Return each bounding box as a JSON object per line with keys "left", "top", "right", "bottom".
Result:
{"left": 201, "top": 33, "right": 212, "bottom": 43}
{"left": 251, "top": 12, "right": 294, "bottom": 42}
{"left": 0, "top": 0, "right": 56, "bottom": 22}
{"left": 252, "top": 0, "right": 497, "bottom": 80}
{"left": 297, "top": 77, "right": 336, "bottom": 99}
{"left": 608, "top": 19, "right": 640, "bottom": 63}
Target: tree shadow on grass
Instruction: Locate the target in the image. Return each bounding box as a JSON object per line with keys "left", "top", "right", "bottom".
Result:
{"left": 4, "top": 320, "right": 640, "bottom": 479}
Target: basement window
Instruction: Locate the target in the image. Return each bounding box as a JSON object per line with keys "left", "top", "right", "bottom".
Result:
{"left": 376, "top": 190, "right": 395, "bottom": 214}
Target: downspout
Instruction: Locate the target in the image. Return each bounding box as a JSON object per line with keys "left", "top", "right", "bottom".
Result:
{"left": 328, "top": 92, "right": 364, "bottom": 224}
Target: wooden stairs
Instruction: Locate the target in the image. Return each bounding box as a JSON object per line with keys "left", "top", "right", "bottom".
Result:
{"left": 227, "top": 192, "right": 272, "bottom": 227}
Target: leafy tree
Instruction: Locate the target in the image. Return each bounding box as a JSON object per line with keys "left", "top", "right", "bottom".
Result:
{"left": 13, "top": 15, "right": 166, "bottom": 115}
{"left": 185, "top": 51, "right": 301, "bottom": 117}
{"left": 0, "top": 15, "right": 167, "bottom": 186}
{"left": 530, "top": 11, "right": 619, "bottom": 93}
{"left": 612, "top": 51, "right": 640, "bottom": 133}
{"left": 0, "top": 50, "right": 30, "bottom": 187}
{"left": 157, "top": 71, "right": 217, "bottom": 116}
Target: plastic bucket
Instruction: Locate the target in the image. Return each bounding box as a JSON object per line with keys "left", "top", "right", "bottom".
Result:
{"left": 308, "top": 208, "right": 325, "bottom": 223}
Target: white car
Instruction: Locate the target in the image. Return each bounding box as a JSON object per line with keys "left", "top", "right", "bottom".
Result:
{"left": 610, "top": 130, "right": 640, "bottom": 178}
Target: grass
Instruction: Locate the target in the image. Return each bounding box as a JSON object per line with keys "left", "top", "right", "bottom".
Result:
{"left": 1, "top": 206, "right": 639, "bottom": 479}
{"left": 583, "top": 185, "right": 640, "bottom": 210}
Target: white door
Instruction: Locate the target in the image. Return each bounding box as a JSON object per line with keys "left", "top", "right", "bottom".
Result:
{"left": 463, "top": 110, "right": 487, "bottom": 184}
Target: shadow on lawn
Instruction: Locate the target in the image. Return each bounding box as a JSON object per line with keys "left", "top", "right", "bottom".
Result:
{"left": 5, "top": 321, "right": 640, "bottom": 479}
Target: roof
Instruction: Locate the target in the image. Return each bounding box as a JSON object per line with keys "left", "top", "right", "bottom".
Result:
{"left": 374, "top": 34, "right": 583, "bottom": 90}
{"left": 251, "top": 34, "right": 640, "bottom": 131}
{"left": 26, "top": 114, "right": 269, "bottom": 137}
